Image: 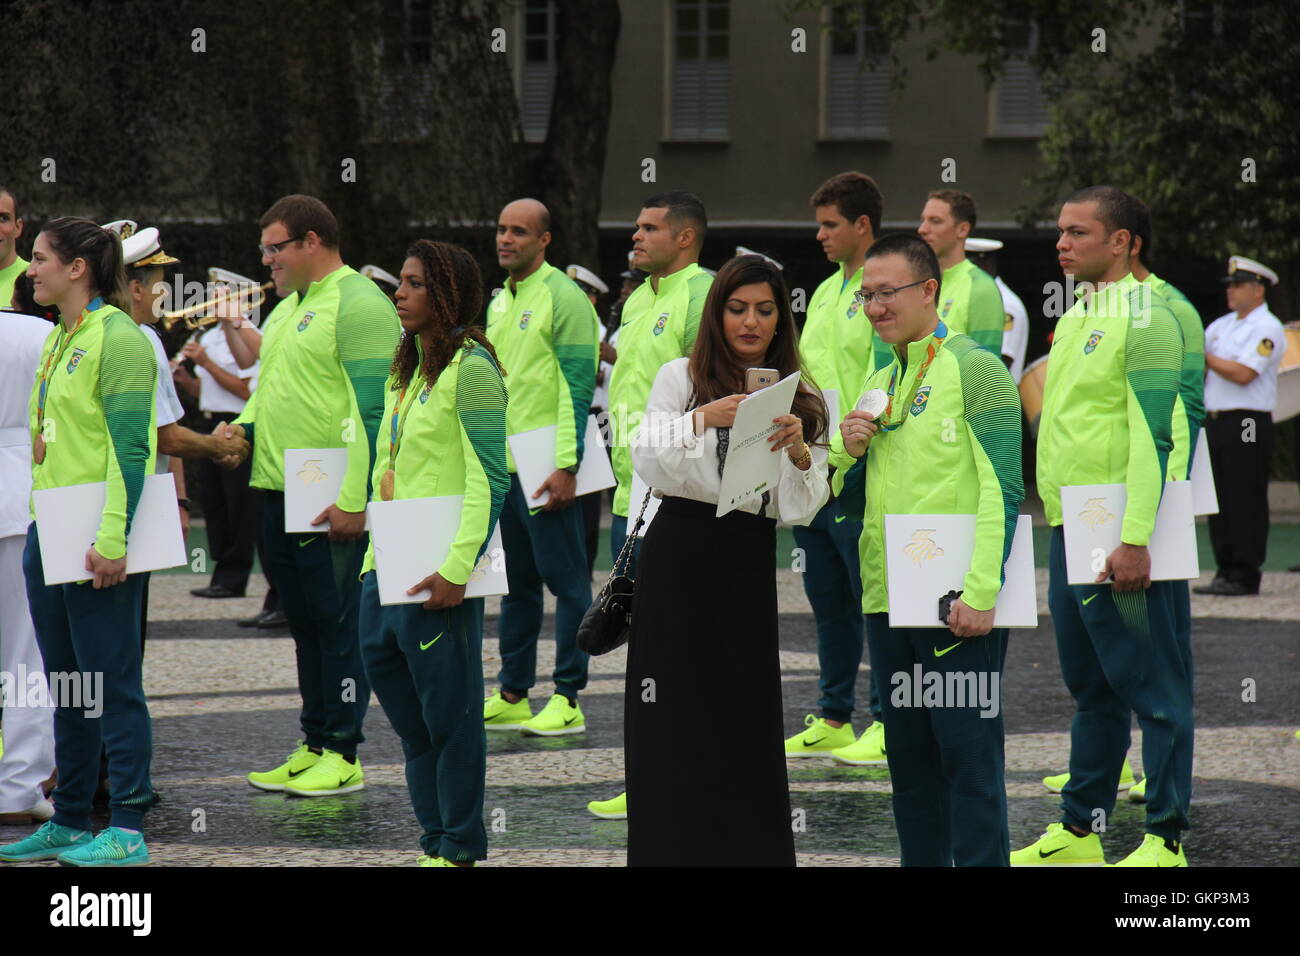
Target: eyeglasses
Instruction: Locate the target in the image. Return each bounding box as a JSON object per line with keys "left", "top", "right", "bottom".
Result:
{"left": 853, "top": 278, "right": 929, "bottom": 307}
{"left": 258, "top": 235, "right": 304, "bottom": 258}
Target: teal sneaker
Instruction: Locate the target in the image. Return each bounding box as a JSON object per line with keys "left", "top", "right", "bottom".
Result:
{"left": 483, "top": 690, "right": 534, "bottom": 731}
{"left": 57, "top": 827, "right": 151, "bottom": 867}
{"left": 0, "top": 822, "right": 93, "bottom": 862}
{"left": 520, "top": 694, "right": 585, "bottom": 736}
{"left": 785, "top": 715, "right": 855, "bottom": 758}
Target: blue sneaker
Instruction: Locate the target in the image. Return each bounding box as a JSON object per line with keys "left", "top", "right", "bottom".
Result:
{"left": 57, "top": 827, "right": 151, "bottom": 867}
{"left": 0, "top": 821, "right": 93, "bottom": 862}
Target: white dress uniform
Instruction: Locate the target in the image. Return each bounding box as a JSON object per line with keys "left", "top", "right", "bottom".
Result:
{"left": 1203, "top": 303, "right": 1286, "bottom": 412}
{"left": 996, "top": 276, "right": 1029, "bottom": 383}
{"left": 0, "top": 311, "right": 57, "bottom": 815}
{"left": 141, "top": 324, "right": 185, "bottom": 474}
{"left": 196, "top": 324, "right": 259, "bottom": 414}
{"left": 1198, "top": 256, "right": 1284, "bottom": 595}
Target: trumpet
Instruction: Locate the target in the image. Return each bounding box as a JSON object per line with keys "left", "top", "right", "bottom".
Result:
{"left": 161, "top": 280, "right": 273, "bottom": 331}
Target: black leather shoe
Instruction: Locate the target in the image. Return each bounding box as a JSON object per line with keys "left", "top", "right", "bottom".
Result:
{"left": 237, "top": 612, "right": 264, "bottom": 627}
{"left": 1192, "top": 579, "right": 1253, "bottom": 596}
{"left": 1289, "top": 564, "right": 1300, "bottom": 573}
{"left": 190, "top": 584, "right": 245, "bottom": 598}
{"left": 256, "top": 609, "right": 290, "bottom": 629}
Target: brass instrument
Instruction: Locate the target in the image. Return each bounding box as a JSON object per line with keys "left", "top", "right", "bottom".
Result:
{"left": 161, "top": 280, "right": 272, "bottom": 331}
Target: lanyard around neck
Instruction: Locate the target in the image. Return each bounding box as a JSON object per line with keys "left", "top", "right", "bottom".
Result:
{"left": 880, "top": 325, "right": 947, "bottom": 432}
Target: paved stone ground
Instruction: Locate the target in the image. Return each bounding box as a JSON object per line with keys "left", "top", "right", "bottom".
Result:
{"left": 3, "top": 567, "right": 1295, "bottom": 867}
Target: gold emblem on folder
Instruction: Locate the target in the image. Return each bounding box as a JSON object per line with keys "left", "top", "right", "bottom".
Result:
{"left": 297, "top": 460, "right": 327, "bottom": 485}
{"left": 1078, "top": 498, "right": 1115, "bottom": 530}
{"left": 904, "top": 529, "right": 944, "bottom": 566}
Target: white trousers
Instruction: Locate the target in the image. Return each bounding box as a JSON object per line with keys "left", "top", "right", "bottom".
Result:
{"left": 0, "top": 532, "right": 55, "bottom": 812}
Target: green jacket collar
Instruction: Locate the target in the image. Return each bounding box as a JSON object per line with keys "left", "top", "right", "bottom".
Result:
{"left": 649, "top": 261, "right": 703, "bottom": 299}
{"left": 300, "top": 264, "right": 355, "bottom": 305}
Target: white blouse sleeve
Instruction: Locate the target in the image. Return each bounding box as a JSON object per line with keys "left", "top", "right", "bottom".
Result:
{"left": 775, "top": 437, "right": 829, "bottom": 525}
{"left": 631, "top": 358, "right": 721, "bottom": 493}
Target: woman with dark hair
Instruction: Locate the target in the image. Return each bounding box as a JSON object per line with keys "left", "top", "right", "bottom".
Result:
{"left": 357, "top": 240, "right": 509, "bottom": 867}
{"left": 624, "top": 254, "right": 829, "bottom": 866}
{"left": 0, "top": 217, "right": 157, "bottom": 866}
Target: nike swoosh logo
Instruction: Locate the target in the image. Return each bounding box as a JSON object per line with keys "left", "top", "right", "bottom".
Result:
{"left": 287, "top": 766, "right": 312, "bottom": 778}
{"left": 125, "top": 840, "right": 143, "bottom": 854}
{"left": 833, "top": 515, "right": 847, "bottom": 523}
{"left": 1082, "top": 593, "right": 1098, "bottom": 605}
{"left": 299, "top": 537, "right": 317, "bottom": 547}
{"left": 803, "top": 737, "right": 827, "bottom": 747}
{"left": 564, "top": 716, "right": 579, "bottom": 725}
{"left": 420, "top": 632, "right": 444, "bottom": 651}
{"left": 338, "top": 771, "right": 358, "bottom": 786}
{"left": 934, "top": 643, "right": 961, "bottom": 658}
{"left": 1039, "top": 846, "right": 1067, "bottom": 858}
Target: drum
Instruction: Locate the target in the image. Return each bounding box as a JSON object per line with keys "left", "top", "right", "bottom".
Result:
{"left": 1273, "top": 327, "right": 1300, "bottom": 422}
{"left": 1019, "top": 354, "right": 1049, "bottom": 436}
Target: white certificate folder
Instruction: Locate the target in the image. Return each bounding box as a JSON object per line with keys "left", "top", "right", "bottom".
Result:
{"left": 283, "top": 448, "right": 350, "bottom": 532}
{"left": 368, "top": 495, "right": 508, "bottom": 605}
{"left": 1060, "top": 481, "right": 1198, "bottom": 585}
{"left": 884, "top": 513, "right": 1036, "bottom": 628}
{"left": 507, "top": 415, "right": 616, "bottom": 508}
{"left": 32, "top": 473, "right": 187, "bottom": 585}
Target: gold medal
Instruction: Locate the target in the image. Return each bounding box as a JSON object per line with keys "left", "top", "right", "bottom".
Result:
{"left": 380, "top": 468, "right": 395, "bottom": 501}
{"left": 33, "top": 434, "right": 46, "bottom": 465}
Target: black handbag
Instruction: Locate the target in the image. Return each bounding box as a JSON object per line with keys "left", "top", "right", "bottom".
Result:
{"left": 576, "top": 489, "right": 653, "bottom": 656}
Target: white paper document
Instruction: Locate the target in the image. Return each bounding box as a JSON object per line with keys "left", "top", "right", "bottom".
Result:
{"left": 716, "top": 371, "right": 802, "bottom": 517}
{"left": 33, "top": 473, "right": 187, "bottom": 585}
{"left": 368, "top": 496, "right": 508, "bottom": 605}
{"left": 1188, "top": 429, "right": 1218, "bottom": 516}
{"left": 628, "top": 468, "right": 663, "bottom": 538}
{"left": 284, "top": 448, "right": 349, "bottom": 532}
{"left": 1060, "top": 481, "right": 1198, "bottom": 585}
{"left": 884, "top": 513, "right": 1037, "bottom": 628}
{"left": 507, "top": 415, "right": 616, "bottom": 508}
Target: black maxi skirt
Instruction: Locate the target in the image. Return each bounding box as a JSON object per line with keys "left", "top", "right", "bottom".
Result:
{"left": 624, "top": 495, "right": 795, "bottom": 866}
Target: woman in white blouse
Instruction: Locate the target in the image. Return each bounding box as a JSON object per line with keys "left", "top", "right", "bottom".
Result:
{"left": 623, "top": 254, "right": 828, "bottom": 867}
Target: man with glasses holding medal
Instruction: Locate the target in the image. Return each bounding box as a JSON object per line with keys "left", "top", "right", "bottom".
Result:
{"left": 233, "top": 195, "right": 400, "bottom": 797}
{"left": 831, "top": 234, "right": 1023, "bottom": 866}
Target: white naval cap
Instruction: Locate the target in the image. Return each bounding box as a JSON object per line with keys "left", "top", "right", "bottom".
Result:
{"left": 209, "top": 266, "right": 260, "bottom": 287}
{"left": 102, "top": 220, "right": 179, "bottom": 269}
{"left": 964, "top": 237, "right": 1004, "bottom": 253}
{"left": 735, "top": 245, "right": 784, "bottom": 270}
{"left": 1223, "top": 255, "right": 1279, "bottom": 287}
{"left": 566, "top": 264, "right": 609, "bottom": 295}
{"left": 360, "top": 264, "right": 400, "bottom": 290}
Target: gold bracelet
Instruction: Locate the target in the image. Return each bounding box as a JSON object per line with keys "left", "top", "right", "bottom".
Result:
{"left": 789, "top": 442, "right": 811, "bottom": 468}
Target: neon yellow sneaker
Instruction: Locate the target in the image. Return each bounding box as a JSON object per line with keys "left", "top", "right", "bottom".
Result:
{"left": 1010, "top": 823, "right": 1104, "bottom": 866}
{"left": 483, "top": 690, "right": 534, "bottom": 731}
{"left": 1107, "top": 834, "right": 1187, "bottom": 867}
{"left": 421, "top": 855, "right": 472, "bottom": 867}
{"left": 282, "top": 749, "right": 365, "bottom": 797}
{"left": 587, "top": 792, "right": 627, "bottom": 819}
{"left": 248, "top": 741, "right": 321, "bottom": 792}
{"left": 1127, "top": 775, "right": 1147, "bottom": 802}
{"left": 521, "top": 694, "right": 585, "bottom": 736}
{"left": 1041, "top": 758, "right": 1136, "bottom": 794}
{"left": 831, "top": 720, "right": 887, "bottom": 766}
{"left": 784, "top": 715, "right": 855, "bottom": 758}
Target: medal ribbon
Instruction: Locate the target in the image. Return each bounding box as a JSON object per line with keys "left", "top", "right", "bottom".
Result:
{"left": 386, "top": 378, "right": 422, "bottom": 472}
{"left": 35, "top": 298, "right": 101, "bottom": 437}
{"left": 879, "top": 322, "right": 947, "bottom": 432}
